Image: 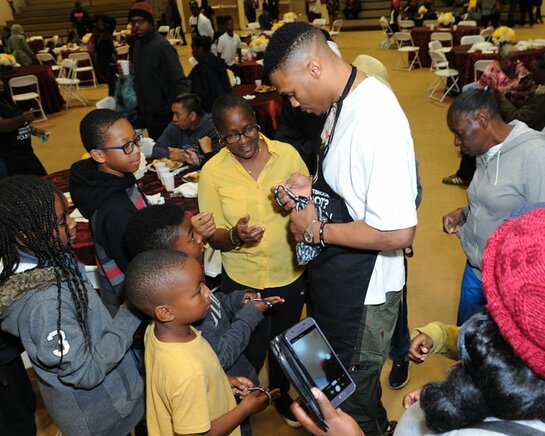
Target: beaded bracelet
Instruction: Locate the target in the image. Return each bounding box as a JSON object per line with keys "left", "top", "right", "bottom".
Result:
{"left": 229, "top": 227, "right": 243, "bottom": 247}
{"left": 319, "top": 222, "right": 327, "bottom": 248}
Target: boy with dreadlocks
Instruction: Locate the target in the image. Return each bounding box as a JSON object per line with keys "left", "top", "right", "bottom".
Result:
{"left": 70, "top": 108, "right": 147, "bottom": 317}
{"left": 0, "top": 175, "right": 145, "bottom": 436}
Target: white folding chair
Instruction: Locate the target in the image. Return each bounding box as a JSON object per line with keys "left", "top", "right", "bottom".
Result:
{"left": 8, "top": 75, "right": 47, "bottom": 121}
{"left": 329, "top": 19, "right": 343, "bottom": 37}
{"left": 398, "top": 19, "right": 415, "bottom": 31}
{"left": 312, "top": 18, "right": 327, "bottom": 28}
{"left": 430, "top": 32, "right": 453, "bottom": 52}
{"left": 423, "top": 19, "right": 439, "bottom": 26}
{"left": 158, "top": 25, "right": 170, "bottom": 36}
{"left": 167, "top": 26, "right": 182, "bottom": 45}
{"left": 480, "top": 26, "right": 494, "bottom": 42}
{"left": 474, "top": 59, "right": 494, "bottom": 82}
{"left": 458, "top": 20, "right": 477, "bottom": 26}
{"left": 428, "top": 40, "right": 445, "bottom": 69}
{"left": 379, "top": 16, "right": 395, "bottom": 48}
{"left": 68, "top": 52, "right": 97, "bottom": 87}
{"left": 96, "top": 96, "right": 116, "bottom": 110}
{"left": 460, "top": 35, "right": 485, "bottom": 45}
{"left": 56, "top": 58, "right": 89, "bottom": 108}
{"left": 394, "top": 32, "right": 422, "bottom": 70}
{"left": 116, "top": 45, "right": 130, "bottom": 60}
{"left": 428, "top": 50, "right": 460, "bottom": 102}
{"left": 36, "top": 52, "right": 61, "bottom": 75}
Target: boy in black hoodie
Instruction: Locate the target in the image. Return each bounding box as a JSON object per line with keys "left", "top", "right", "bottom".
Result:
{"left": 70, "top": 109, "right": 147, "bottom": 317}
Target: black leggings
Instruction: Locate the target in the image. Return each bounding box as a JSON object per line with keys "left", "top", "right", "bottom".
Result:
{"left": 221, "top": 271, "right": 306, "bottom": 393}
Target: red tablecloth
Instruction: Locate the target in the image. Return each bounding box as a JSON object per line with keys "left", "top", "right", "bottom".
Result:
{"left": 234, "top": 60, "right": 264, "bottom": 84}
{"left": 232, "top": 84, "right": 283, "bottom": 139}
{"left": 45, "top": 165, "right": 198, "bottom": 265}
{"left": 1, "top": 64, "right": 65, "bottom": 113}
{"left": 411, "top": 25, "right": 481, "bottom": 67}
{"left": 28, "top": 39, "right": 45, "bottom": 53}
{"left": 449, "top": 45, "right": 545, "bottom": 88}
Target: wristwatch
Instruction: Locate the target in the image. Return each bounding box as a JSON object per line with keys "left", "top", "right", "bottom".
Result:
{"left": 304, "top": 220, "right": 318, "bottom": 244}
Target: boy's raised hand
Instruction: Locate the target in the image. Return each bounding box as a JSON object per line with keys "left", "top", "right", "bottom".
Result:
{"left": 191, "top": 211, "right": 216, "bottom": 242}
{"left": 408, "top": 333, "right": 434, "bottom": 363}
{"left": 227, "top": 375, "right": 254, "bottom": 398}
{"left": 240, "top": 387, "right": 281, "bottom": 415}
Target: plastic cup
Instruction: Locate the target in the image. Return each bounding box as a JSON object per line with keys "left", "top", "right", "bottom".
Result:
{"left": 162, "top": 171, "right": 175, "bottom": 191}
{"left": 157, "top": 167, "right": 170, "bottom": 183}
{"left": 154, "top": 162, "right": 166, "bottom": 170}
{"left": 118, "top": 60, "right": 130, "bottom": 75}
{"left": 255, "top": 79, "right": 262, "bottom": 87}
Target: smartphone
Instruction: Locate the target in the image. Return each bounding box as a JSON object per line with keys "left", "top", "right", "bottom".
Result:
{"left": 276, "top": 317, "right": 356, "bottom": 407}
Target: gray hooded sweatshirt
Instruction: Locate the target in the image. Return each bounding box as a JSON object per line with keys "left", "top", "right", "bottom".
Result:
{"left": 0, "top": 251, "right": 144, "bottom": 436}
{"left": 459, "top": 120, "right": 545, "bottom": 278}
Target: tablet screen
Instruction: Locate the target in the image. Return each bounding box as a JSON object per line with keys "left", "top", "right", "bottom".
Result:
{"left": 290, "top": 325, "right": 353, "bottom": 401}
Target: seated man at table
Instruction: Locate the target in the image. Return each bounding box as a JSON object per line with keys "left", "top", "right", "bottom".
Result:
{"left": 189, "top": 36, "right": 231, "bottom": 113}
{"left": 217, "top": 16, "right": 241, "bottom": 67}
{"left": 70, "top": 109, "right": 147, "bottom": 317}
{"left": 153, "top": 93, "right": 220, "bottom": 167}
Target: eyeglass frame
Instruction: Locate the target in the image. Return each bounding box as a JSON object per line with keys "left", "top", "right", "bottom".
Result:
{"left": 94, "top": 133, "right": 143, "bottom": 155}
{"left": 219, "top": 124, "right": 261, "bottom": 145}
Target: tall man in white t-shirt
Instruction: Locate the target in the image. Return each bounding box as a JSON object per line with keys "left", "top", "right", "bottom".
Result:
{"left": 189, "top": 0, "right": 214, "bottom": 40}
{"left": 216, "top": 16, "right": 241, "bottom": 66}
{"left": 265, "top": 23, "right": 418, "bottom": 436}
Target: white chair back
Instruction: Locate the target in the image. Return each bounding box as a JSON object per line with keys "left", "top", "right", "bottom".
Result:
{"left": 460, "top": 35, "right": 485, "bottom": 45}
{"left": 331, "top": 18, "right": 343, "bottom": 33}
{"left": 474, "top": 59, "right": 494, "bottom": 81}
{"left": 458, "top": 20, "right": 477, "bottom": 26}
{"left": 423, "top": 19, "right": 439, "bottom": 26}
{"left": 36, "top": 52, "right": 56, "bottom": 65}
{"left": 428, "top": 40, "right": 443, "bottom": 51}
{"left": 8, "top": 75, "right": 47, "bottom": 120}
{"left": 430, "top": 32, "right": 453, "bottom": 46}
{"left": 352, "top": 54, "right": 389, "bottom": 82}
{"left": 158, "top": 25, "right": 170, "bottom": 35}
{"left": 398, "top": 19, "right": 415, "bottom": 31}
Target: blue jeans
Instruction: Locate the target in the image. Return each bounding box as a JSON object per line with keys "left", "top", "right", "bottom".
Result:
{"left": 457, "top": 262, "right": 485, "bottom": 326}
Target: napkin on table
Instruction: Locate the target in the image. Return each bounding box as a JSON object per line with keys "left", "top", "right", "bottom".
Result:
{"left": 173, "top": 182, "right": 198, "bottom": 198}
{"left": 146, "top": 193, "right": 165, "bottom": 205}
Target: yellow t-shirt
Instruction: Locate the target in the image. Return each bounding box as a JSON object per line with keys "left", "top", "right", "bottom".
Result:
{"left": 198, "top": 134, "right": 309, "bottom": 289}
{"left": 144, "top": 323, "right": 241, "bottom": 436}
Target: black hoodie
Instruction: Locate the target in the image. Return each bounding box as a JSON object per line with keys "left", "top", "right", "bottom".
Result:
{"left": 69, "top": 159, "right": 146, "bottom": 314}
{"left": 189, "top": 53, "right": 232, "bottom": 112}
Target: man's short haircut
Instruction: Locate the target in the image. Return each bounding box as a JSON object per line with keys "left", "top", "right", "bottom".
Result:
{"left": 126, "top": 249, "right": 189, "bottom": 316}
{"left": 124, "top": 203, "right": 186, "bottom": 260}
{"left": 192, "top": 35, "right": 211, "bottom": 52}
{"left": 447, "top": 89, "right": 501, "bottom": 122}
{"left": 224, "top": 15, "right": 234, "bottom": 23}
{"left": 80, "top": 109, "right": 126, "bottom": 152}
{"left": 211, "top": 93, "right": 256, "bottom": 131}
{"left": 172, "top": 93, "right": 204, "bottom": 117}
{"left": 263, "top": 22, "right": 326, "bottom": 76}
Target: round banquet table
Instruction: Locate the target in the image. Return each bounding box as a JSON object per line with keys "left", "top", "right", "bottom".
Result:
{"left": 45, "top": 164, "right": 199, "bottom": 266}
{"left": 232, "top": 84, "right": 283, "bottom": 139}
{"left": 1, "top": 64, "right": 65, "bottom": 113}
{"left": 410, "top": 25, "right": 481, "bottom": 67}
{"left": 234, "top": 59, "right": 264, "bottom": 84}
{"left": 449, "top": 45, "right": 545, "bottom": 88}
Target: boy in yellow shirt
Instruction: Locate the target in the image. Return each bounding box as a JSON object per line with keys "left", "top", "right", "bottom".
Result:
{"left": 126, "top": 249, "right": 279, "bottom": 435}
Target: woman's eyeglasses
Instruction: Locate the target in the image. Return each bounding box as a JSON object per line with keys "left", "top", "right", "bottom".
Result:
{"left": 95, "top": 134, "right": 143, "bottom": 155}
{"left": 221, "top": 125, "right": 260, "bottom": 144}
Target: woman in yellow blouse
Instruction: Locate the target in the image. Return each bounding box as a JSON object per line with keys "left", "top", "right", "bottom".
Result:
{"left": 194, "top": 93, "right": 308, "bottom": 426}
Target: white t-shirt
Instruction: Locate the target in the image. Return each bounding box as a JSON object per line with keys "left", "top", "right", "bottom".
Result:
{"left": 322, "top": 76, "right": 418, "bottom": 305}
{"left": 217, "top": 32, "right": 241, "bottom": 66}
{"left": 189, "top": 13, "right": 214, "bottom": 40}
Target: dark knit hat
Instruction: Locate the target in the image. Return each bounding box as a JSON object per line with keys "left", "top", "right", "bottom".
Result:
{"left": 128, "top": 2, "right": 154, "bottom": 23}
{"left": 482, "top": 208, "right": 545, "bottom": 379}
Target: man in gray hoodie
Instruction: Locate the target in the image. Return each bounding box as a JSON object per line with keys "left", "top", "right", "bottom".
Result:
{"left": 442, "top": 89, "right": 545, "bottom": 325}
